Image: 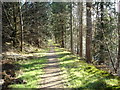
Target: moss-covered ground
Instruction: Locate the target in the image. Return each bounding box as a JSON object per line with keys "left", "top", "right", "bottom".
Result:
{"left": 55, "top": 47, "right": 120, "bottom": 90}
{"left": 8, "top": 45, "right": 120, "bottom": 89}
{"left": 8, "top": 49, "right": 48, "bottom": 89}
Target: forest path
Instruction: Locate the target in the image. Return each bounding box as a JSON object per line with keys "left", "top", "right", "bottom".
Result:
{"left": 40, "top": 45, "right": 65, "bottom": 89}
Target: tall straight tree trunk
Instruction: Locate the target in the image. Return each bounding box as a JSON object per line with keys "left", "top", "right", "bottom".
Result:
{"left": 86, "top": 2, "right": 92, "bottom": 63}
{"left": 19, "top": 3, "right": 23, "bottom": 52}
{"left": 61, "top": 25, "right": 64, "bottom": 48}
{"left": 13, "top": 3, "right": 17, "bottom": 47}
{"left": 64, "top": 25, "right": 67, "bottom": 48}
{"left": 117, "top": 1, "right": 120, "bottom": 75}
{"left": 78, "top": 2, "right": 83, "bottom": 57}
{"left": 70, "top": 3, "right": 73, "bottom": 53}
{"left": 77, "top": 24, "right": 79, "bottom": 54}
{"left": 99, "top": 2, "right": 105, "bottom": 64}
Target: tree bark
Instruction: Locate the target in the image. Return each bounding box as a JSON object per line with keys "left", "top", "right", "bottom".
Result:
{"left": 78, "top": 2, "right": 83, "bottom": 57}
{"left": 99, "top": 2, "right": 105, "bottom": 64}
{"left": 117, "top": 1, "right": 120, "bottom": 75}
{"left": 70, "top": 3, "right": 73, "bottom": 53}
{"left": 61, "top": 25, "right": 64, "bottom": 48}
{"left": 13, "top": 3, "right": 17, "bottom": 47}
{"left": 86, "top": 2, "right": 92, "bottom": 63}
{"left": 19, "top": 3, "right": 23, "bottom": 52}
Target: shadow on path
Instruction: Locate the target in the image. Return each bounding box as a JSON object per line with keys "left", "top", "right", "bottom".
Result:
{"left": 40, "top": 46, "right": 65, "bottom": 89}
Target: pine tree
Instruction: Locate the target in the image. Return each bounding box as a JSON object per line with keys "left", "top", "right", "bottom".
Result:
{"left": 86, "top": 2, "right": 92, "bottom": 63}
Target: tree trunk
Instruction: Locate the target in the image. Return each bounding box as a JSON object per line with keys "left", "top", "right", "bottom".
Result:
{"left": 117, "top": 1, "right": 120, "bottom": 75}
{"left": 19, "top": 3, "right": 23, "bottom": 52}
{"left": 86, "top": 2, "right": 92, "bottom": 63}
{"left": 13, "top": 3, "right": 17, "bottom": 47}
{"left": 61, "top": 25, "right": 64, "bottom": 48}
{"left": 99, "top": 2, "right": 105, "bottom": 65}
{"left": 70, "top": 3, "right": 73, "bottom": 53}
{"left": 78, "top": 2, "right": 83, "bottom": 57}
{"left": 64, "top": 25, "right": 67, "bottom": 48}
{"left": 63, "top": 17, "right": 67, "bottom": 49}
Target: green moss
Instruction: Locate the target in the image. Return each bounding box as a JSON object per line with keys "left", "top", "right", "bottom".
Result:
{"left": 9, "top": 50, "right": 48, "bottom": 88}
{"left": 55, "top": 47, "right": 120, "bottom": 89}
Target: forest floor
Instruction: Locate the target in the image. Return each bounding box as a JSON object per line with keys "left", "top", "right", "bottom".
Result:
{"left": 54, "top": 46, "right": 120, "bottom": 89}
{"left": 40, "top": 45, "right": 65, "bottom": 89}
{"left": 2, "top": 43, "right": 120, "bottom": 89}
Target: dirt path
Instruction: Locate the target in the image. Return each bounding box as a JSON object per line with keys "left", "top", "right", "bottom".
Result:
{"left": 40, "top": 46, "right": 65, "bottom": 89}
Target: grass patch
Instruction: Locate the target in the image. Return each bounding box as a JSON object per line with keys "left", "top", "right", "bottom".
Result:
{"left": 8, "top": 49, "right": 48, "bottom": 88}
{"left": 55, "top": 47, "right": 120, "bottom": 90}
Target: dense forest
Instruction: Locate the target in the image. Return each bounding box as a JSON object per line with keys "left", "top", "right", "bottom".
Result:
{"left": 1, "top": 1, "right": 120, "bottom": 89}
